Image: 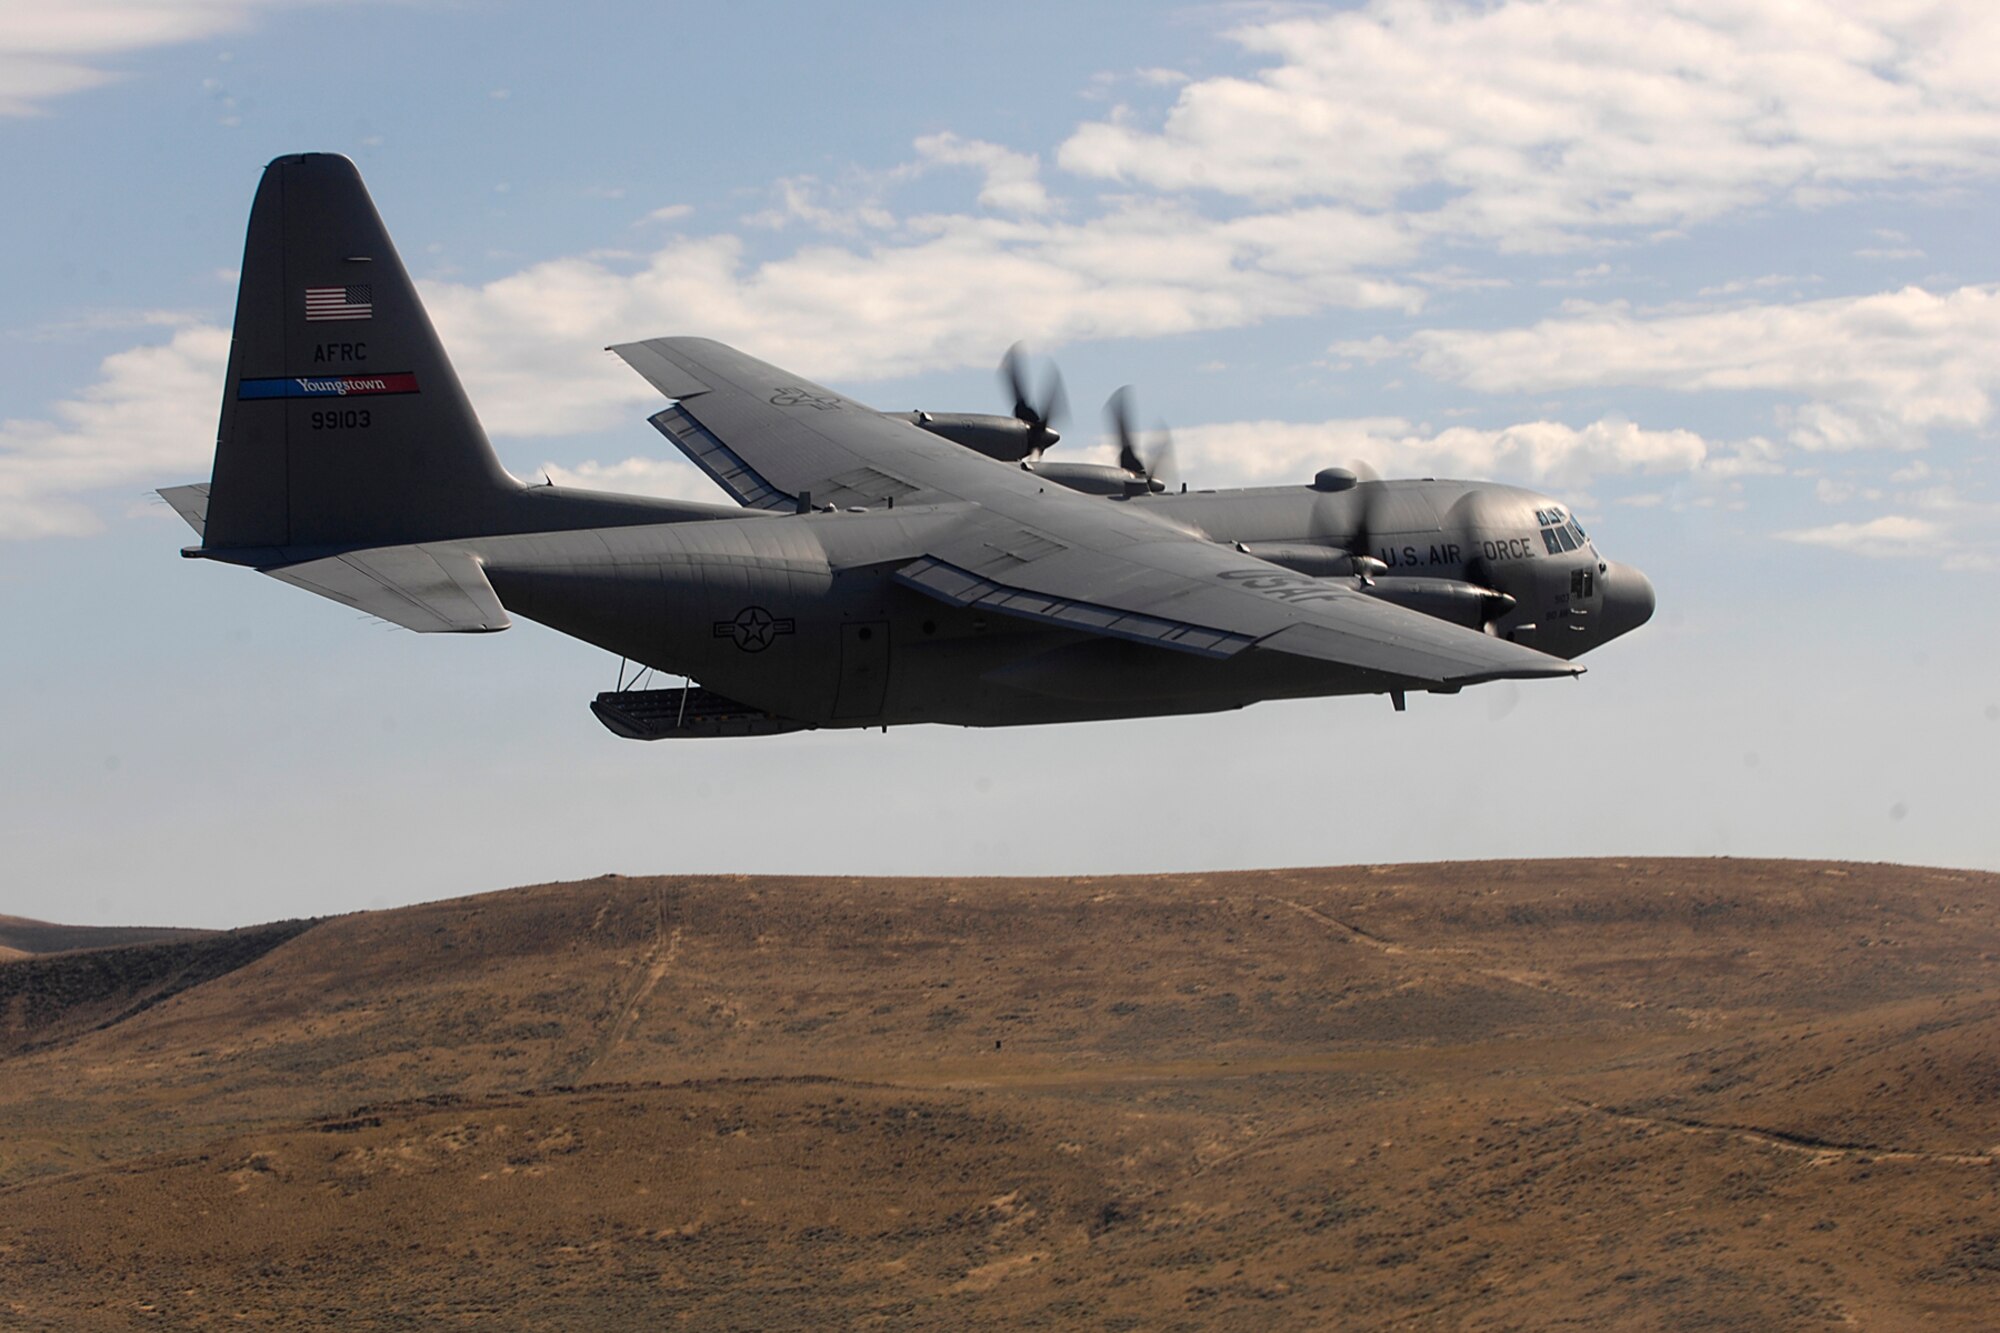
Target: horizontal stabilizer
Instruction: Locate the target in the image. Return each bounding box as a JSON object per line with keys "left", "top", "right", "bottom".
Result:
{"left": 265, "top": 545, "right": 509, "bottom": 633}
{"left": 158, "top": 483, "right": 210, "bottom": 538}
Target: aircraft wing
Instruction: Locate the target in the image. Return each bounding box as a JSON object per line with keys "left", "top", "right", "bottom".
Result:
{"left": 896, "top": 517, "right": 1573, "bottom": 685}
{"left": 611, "top": 337, "right": 1031, "bottom": 511}
{"left": 611, "top": 337, "right": 1577, "bottom": 687}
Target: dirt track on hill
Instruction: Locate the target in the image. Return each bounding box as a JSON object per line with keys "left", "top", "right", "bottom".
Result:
{"left": 2, "top": 859, "right": 1997, "bottom": 1328}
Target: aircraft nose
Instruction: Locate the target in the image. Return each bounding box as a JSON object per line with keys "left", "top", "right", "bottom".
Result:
{"left": 1598, "top": 561, "right": 1655, "bottom": 640}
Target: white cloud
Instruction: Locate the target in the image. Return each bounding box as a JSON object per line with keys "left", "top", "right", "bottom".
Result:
{"left": 1696, "top": 273, "right": 1816, "bottom": 297}
{"left": 1166, "top": 413, "right": 1721, "bottom": 492}
{"left": 1378, "top": 285, "right": 2000, "bottom": 452}
{"left": 17, "top": 1, "right": 2000, "bottom": 541}
{"left": 746, "top": 131, "right": 1053, "bottom": 235}
{"left": 914, "top": 133, "right": 1051, "bottom": 215}
{"left": 1777, "top": 514, "right": 1941, "bottom": 555}
{"left": 1539, "top": 262, "right": 1614, "bottom": 289}
{"left": 1058, "top": 1, "right": 2000, "bottom": 249}
{"left": 742, "top": 176, "right": 898, "bottom": 235}
{"left": 0, "top": 323, "right": 227, "bottom": 538}
{"left": 0, "top": 1, "right": 291, "bottom": 116}
{"left": 1779, "top": 495, "right": 1998, "bottom": 567}
{"left": 0, "top": 193, "right": 1424, "bottom": 531}
{"left": 0, "top": 53, "right": 112, "bottom": 116}
{"left": 423, "top": 204, "right": 1420, "bottom": 437}
{"left": 20, "top": 307, "right": 208, "bottom": 340}
{"left": 538, "top": 456, "right": 715, "bottom": 503}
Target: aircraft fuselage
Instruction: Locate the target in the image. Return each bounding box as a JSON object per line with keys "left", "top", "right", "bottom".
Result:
{"left": 472, "top": 475, "right": 1652, "bottom": 731}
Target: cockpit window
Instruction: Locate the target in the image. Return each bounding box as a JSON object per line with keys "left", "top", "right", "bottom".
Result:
{"left": 1538, "top": 509, "right": 1575, "bottom": 552}
{"left": 1536, "top": 506, "right": 1592, "bottom": 555}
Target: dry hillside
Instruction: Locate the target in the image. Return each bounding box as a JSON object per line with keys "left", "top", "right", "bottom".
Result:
{"left": 0, "top": 915, "right": 213, "bottom": 957}
{"left": 2, "top": 859, "right": 1997, "bottom": 1329}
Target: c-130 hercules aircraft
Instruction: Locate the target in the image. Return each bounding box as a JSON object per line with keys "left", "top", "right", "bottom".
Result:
{"left": 162, "top": 154, "right": 1654, "bottom": 738}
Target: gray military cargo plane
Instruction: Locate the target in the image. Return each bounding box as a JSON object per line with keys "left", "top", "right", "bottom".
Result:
{"left": 162, "top": 154, "right": 1653, "bottom": 738}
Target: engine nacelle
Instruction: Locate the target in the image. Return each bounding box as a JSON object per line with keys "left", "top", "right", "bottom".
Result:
{"left": 1359, "top": 577, "right": 1515, "bottom": 630}
{"left": 1025, "top": 460, "right": 1161, "bottom": 495}
{"left": 895, "top": 410, "right": 1047, "bottom": 462}
{"left": 1236, "top": 541, "right": 1383, "bottom": 579}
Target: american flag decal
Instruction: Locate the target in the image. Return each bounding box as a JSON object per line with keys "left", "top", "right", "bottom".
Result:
{"left": 305, "top": 285, "right": 373, "bottom": 321}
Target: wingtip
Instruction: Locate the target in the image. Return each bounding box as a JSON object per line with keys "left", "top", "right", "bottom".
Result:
{"left": 1445, "top": 661, "right": 1584, "bottom": 687}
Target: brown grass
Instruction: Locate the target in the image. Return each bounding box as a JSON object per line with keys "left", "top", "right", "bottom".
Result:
{"left": 2, "top": 858, "right": 1997, "bottom": 1328}
{"left": 0, "top": 915, "right": 215, "bottom": 957}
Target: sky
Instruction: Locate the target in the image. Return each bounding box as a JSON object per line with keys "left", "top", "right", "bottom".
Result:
{"left": 3, "top": 0, "right": 1997, "bottom": 927}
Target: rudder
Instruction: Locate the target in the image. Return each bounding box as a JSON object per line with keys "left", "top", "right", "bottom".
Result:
{"left": 203, "top": 154, "right": 517, "bottom": 551}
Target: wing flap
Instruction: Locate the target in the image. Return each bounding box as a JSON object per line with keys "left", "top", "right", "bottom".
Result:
{"left": 648, "top": 406, "right": 793, "bottom": 511}
{"left": 896, "top": 555, "right": 1259, "bottom": 659}
{"left": 265, "top": 545, "right": 510, "bottom": 633}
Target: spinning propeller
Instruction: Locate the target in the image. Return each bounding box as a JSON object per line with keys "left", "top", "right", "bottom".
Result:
{"left": 1341, "top": 478, "right": 1390, "bottom": 584}
{"left": 1105, "top": 385, "right": 1177, "bottom": 491}
{"left": 999, "top": 343, "right": 1067, "bottom": 460}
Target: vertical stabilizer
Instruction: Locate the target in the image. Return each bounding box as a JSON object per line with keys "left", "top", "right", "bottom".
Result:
{"left": 202, "top": 153, "right": 518, "bottom": 551}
